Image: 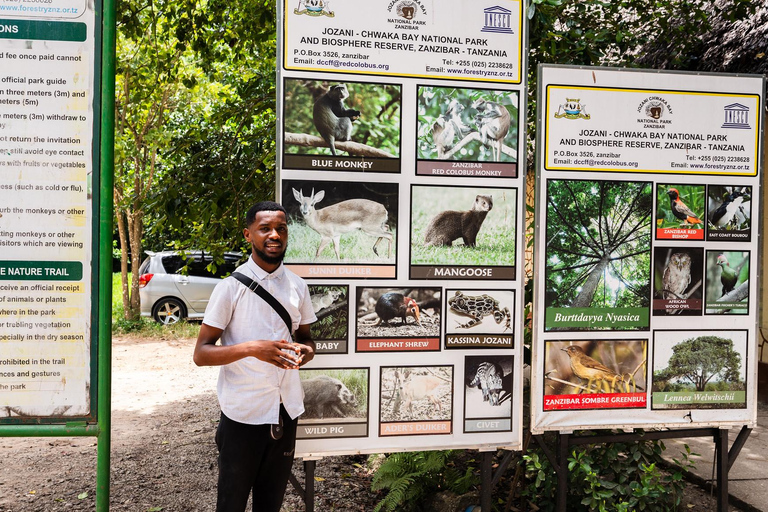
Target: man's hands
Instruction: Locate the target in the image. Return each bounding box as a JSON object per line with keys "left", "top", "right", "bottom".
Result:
{"left": 242, "top": 340, "right": 302, "bottom": 369}
{"left": 194, "top": 323, "right": 315, "bottom": 370}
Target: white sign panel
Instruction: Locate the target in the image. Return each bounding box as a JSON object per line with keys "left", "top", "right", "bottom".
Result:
{"left": 0, "top": 1, "right": 96, "bottom": 419}
{"left": 278, "top": 0, "right": 527, "bottom": 455}
{"left": 544, "top": 84, "right": 759, "bottom": 176}
{"left": 531, "top": 65, "right": 763, "bottom": 433}
{"left": 284, "top": 0, "right": 523, "bottom": 83}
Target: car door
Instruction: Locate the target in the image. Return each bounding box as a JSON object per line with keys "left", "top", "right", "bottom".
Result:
{"left": 173, "top": 254, "right": 221, "bottom": 314}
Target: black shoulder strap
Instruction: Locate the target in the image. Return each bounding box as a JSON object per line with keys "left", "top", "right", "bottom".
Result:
{"left": 231, "top": 272, "right": 293, "bottom": 334}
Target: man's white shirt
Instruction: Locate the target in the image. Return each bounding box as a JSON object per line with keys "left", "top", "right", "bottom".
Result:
{"left": 203, "top": 257, "right": 316, "bottom": 425}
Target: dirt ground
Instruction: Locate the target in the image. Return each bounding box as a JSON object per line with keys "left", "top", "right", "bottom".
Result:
{"left": 0, "top": 336, "right": 745, "bottom": 511}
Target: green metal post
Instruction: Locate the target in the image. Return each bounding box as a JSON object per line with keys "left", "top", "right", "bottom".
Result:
{"left": 97, "top": 0, "right": 117, "bottom": 509}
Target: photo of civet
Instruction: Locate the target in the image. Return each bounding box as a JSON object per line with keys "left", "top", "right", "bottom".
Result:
{"left": 410, "top": 185, "right": 516, "bottom": 279}
{"left": 544, "top": 179, "right": 651, "bottom": 331}
{"left": 281, "top": 179, "right": 398, "bottom": 266}
{"left": 417, "top": 86, "right": 518, "bottom": 163}
{"left": 281, "top": 78, "right": 401, "bottom": 172}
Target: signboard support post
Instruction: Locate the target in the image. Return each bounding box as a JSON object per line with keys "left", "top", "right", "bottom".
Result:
{"left": 537, "top": 426, "right": 751, "bottom": 512}
{"left": 289, "top": 459, "right": 317, "bottom": 512}
{"left": 96, "top": 0, "right": 117, "bottom": 508}
{"left": 480, "top": 451, "right": 493, "bottom": 511}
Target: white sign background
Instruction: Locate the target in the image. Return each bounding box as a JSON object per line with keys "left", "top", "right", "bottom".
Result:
{"left": 531, "top": 65, "right": 764, "bottom": 433}
{"left": 278, "top": 0, "right": 527, "bottom": 456}
{"left": 0, "top": 1, "right": 96, "bottom": 419}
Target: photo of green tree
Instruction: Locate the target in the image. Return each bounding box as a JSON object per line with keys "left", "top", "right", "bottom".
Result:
{"left": 544, "top": 179, "right": 652, "bottom": 331}
{"left": 282, "top": 79, "right": 401, "bottom": 157}
{"left": 417, "top": 86, "right": 518, "bottom": 162}
{"left": 652, "top": 331, "right": 747, "bottom": 410}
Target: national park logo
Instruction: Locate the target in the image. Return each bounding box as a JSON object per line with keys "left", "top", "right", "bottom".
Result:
{"left": 388, "top": 0, "right": 427, "bottom": 27}
{"left": 554, "top": 98, "right": 590, "bottom": 120}
{"left": 637, "top": 96, "right": 673, "bottom": 126}
{"left": 294, "top": 0, "right": 334, "bottom": 17}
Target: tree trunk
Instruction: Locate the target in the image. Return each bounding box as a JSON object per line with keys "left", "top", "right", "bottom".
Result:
{"left": 116, "top": 208, "right": 132, "bottom": 320}
{"left": 126, "top": 207, "right": 144, "bottom": 321}
{"left": 571, "top": 257, "right": 609, "bottom": 308}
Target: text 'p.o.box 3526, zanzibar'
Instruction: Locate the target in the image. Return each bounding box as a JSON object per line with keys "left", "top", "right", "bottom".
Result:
{"left": 0, "top": 0, "right": 98, "bottom": 421}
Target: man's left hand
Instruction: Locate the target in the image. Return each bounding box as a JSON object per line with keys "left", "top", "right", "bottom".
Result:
{"left": 296, "top": 343, "right": 314, "bottom": 366}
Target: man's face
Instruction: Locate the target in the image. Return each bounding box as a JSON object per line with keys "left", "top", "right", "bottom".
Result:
{"left": 244, "top": 210, "right": 289, "bottom": 267}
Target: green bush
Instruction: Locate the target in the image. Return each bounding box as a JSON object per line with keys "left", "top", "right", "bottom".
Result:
{"left": 372, "top": 450, "right": 479, "bottom": 512}
{"left": 522, "top": 433, "right": 694, "bottom": 512}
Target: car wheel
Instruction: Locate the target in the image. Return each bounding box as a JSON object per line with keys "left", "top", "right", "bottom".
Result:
{"left": 152, "top": 298, "right": 186, "bottom": 325}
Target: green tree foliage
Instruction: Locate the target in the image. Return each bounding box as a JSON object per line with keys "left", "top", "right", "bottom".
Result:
{"left": 661, "top": 336, "right": 742, "bottom": 391}
{"left": 545, "top": 180, "right": 652, "bottom": 310}
{"left": 115, "top": 0, "right": 278, "bottom": 319}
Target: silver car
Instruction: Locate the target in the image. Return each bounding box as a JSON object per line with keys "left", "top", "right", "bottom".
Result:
{"left": 139, "top": 251, "right": 244, "bottom": 324}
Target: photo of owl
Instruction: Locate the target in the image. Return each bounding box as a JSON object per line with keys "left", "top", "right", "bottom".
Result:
{"left": 663, "top": 253, "right": 691, "bottom": 304}
{"left": 653, "top": 248, "right": 703, "bottom": 316}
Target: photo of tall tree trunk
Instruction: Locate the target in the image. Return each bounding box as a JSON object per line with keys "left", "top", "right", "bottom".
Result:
{"left": 545, "top": 179, "right": 652, "bottom": 331}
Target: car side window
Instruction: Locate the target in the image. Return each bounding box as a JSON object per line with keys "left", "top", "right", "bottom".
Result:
{"left": 161, "top": 255, "right": 185, "bottom": 274}
{"left": 187, "top": 255, "right": 217, "bottom": 279}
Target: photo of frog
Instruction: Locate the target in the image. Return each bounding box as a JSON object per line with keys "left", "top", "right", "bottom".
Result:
{"left": 444, "top": 288, "right": 515, "bottom": 349}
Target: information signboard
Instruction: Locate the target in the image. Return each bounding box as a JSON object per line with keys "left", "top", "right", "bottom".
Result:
{"left": 0, "top": 0, "right": 99, "bottom": 422}
{"left": 278, "top": 0, "right": 527, "bottom": 456}
{"left": 531, "top": 65, "right": 764, "bottom": 433}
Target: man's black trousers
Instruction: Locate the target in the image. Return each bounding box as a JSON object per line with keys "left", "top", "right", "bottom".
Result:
{"left": 215, "top": 406, "right": 298, "bottom": 512}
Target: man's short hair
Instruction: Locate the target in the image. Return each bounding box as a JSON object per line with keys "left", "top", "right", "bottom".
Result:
{"left": 245, "top": 201, "right": 287, "bottom": 226}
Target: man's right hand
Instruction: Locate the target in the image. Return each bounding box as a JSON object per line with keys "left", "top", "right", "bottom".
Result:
{"left": 248, "top": 340, "right": 302, "bottom": 370}
{"left": 194, "top": 324, "right": 302, "bottom": 369}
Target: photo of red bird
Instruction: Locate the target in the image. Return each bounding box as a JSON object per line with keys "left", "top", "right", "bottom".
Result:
{"left": 666, "top": 188, "right": 702, "bottom": 226}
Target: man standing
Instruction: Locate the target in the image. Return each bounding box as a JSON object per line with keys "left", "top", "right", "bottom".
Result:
{"left": 194, "top": 201, "right": 316, "bottom": 512}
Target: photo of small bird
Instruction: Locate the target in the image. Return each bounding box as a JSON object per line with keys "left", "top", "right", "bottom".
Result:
{"left": 561, "top": 345, "right": 640, "bottom": 393}
{"left": 667, "top": 188, "right": 702, "bottom": 226}
{"left": 709, "top": 190, "right": 746, "bottom": 228}
{"left": 716, "top": 253, "right": 738, "bottom": 296}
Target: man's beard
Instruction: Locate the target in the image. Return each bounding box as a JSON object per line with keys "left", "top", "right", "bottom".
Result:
{"left": 253, "top": 241, "right": 287, "bottom": 265}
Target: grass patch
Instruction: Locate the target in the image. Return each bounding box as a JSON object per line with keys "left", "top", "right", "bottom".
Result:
{"left": 286, "top": 220, "right": 397, "bottom": 264}
{"left": 111, "top": 272, "right": 199, "bottom": 338}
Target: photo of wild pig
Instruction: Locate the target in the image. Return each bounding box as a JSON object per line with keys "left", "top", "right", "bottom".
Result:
{"left": 300, "top": 370, "right": 368, "bottom": 421}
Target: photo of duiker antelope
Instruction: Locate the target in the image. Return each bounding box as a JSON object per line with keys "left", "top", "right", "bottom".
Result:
{"left": 380, "top": 366, "right": 452, "bottom": 421}
{"left": 291, "top": 187, "right": 394, "bottom": 261}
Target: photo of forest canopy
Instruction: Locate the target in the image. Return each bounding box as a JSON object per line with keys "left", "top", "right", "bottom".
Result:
{"left": 283, "top": 79, "right": 401, "bottom": 157}
{"left": 545, "top": 179, "right": 652, "bottom": 317}
{"left": 417, "top": 86, "right": 518, "bottom": 162}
